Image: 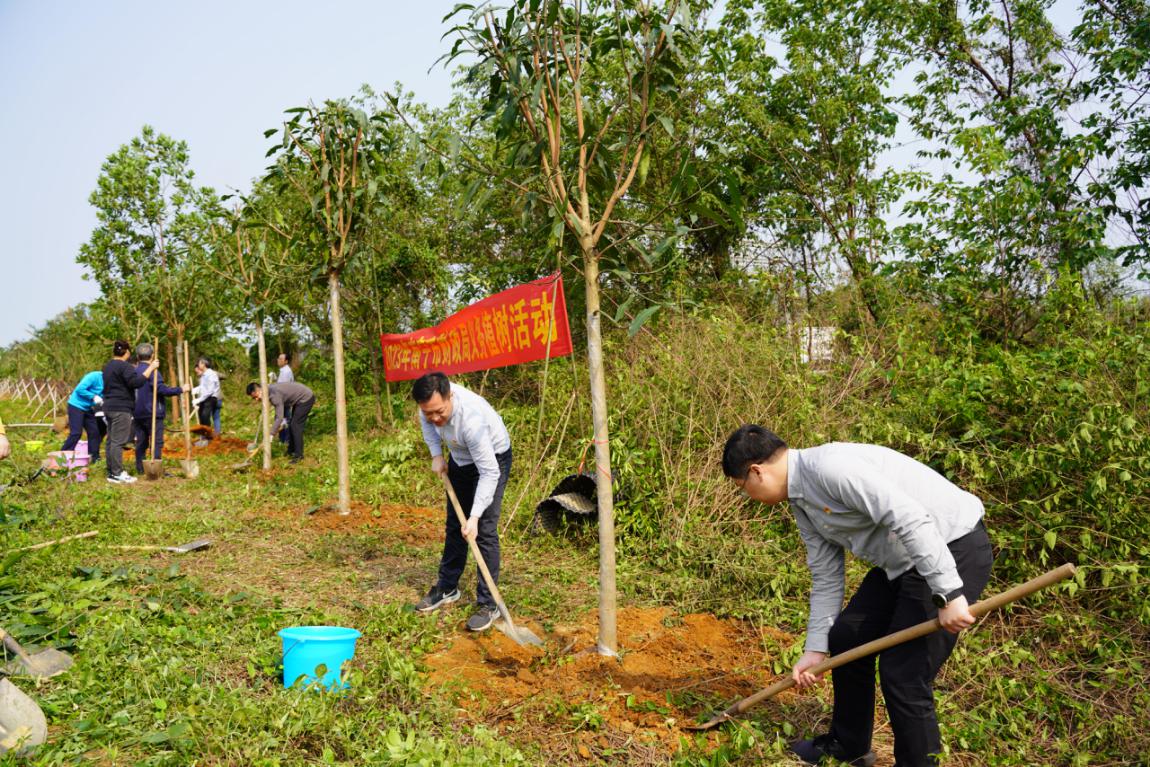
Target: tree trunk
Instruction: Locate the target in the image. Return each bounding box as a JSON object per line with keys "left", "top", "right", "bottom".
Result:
{"left": 256, "top": 316, "right": 272, "bottom": 471}
{"left": 582, "top": 241, "right": 618, "bottom": 656}
{"left": 329, "top": 270, "right": 352, "bottom": 514}
{"left": 177, "top": 332, "right": 192, "bottom": 461}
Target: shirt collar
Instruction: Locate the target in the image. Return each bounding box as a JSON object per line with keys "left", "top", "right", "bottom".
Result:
{"left": 787, "top": 448, "right": 804, "bottom": 500}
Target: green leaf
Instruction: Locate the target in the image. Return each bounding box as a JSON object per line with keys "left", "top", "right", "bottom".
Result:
{"left": 628, "top": 305, "right": 660, "bottom": 337}
{"left": 1044, "top": 530, "right": 1057, "bottom": 550}
{"left": 657, "top": 115, "right": 674, "bottom": 138}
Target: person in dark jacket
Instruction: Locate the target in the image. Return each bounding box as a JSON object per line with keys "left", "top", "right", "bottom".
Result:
{"left": 246, "top": 381, "right": 315, "bottom": 463}
{"left": 132, "top": 343, "right": 189, "bottom": 474}
{"left": 102, "top": 340, "right": 159, "bottom": 484}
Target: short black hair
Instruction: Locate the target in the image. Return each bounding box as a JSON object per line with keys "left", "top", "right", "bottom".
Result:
{"left": 197, "top": 357, "right": 212, "bottom": 369}
{"left": 113, "top": 340, "right": 131, "bottom": 357}
{"left": 722, "top": 424, "right": 788, "bottom": 480}
{"left": 246, "top": 382, "right": 261, "bottom": 396}
{"left": 411, "top": 372, "right": 450, "bottom": 403}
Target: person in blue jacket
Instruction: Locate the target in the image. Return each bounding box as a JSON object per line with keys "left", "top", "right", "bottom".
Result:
{"left": 60, "top": 370, "right": 107, "bottom": 461}
{"left": 132, "top": 342, "right": 188, "bottom": 474}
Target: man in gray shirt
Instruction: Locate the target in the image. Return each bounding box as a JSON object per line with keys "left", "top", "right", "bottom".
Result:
{"left": 722, "top": 424, "right": 993, "bottom": 767}
{"left": 246, "top": 381, "right": 315, "bottom": 464}
{"left": 411, "top": 372, "right": 512, "bottom": 633}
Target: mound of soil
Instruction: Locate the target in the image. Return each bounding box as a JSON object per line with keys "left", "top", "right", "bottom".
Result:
{"left": 424, "top": 606, "right": 794, "bottom": 760}
{"left": 245, "top": 501, "right": 441, "bottom": 544}
{"left": 301, "top": 501, "right": 441, "bottom": 541}
{"left": 160, "top": 432, "right": 250, "bottom": 458}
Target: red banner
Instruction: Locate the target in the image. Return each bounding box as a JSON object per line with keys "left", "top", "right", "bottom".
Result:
{"left": 380, "top": 272, "right": 573, "bottom": 382}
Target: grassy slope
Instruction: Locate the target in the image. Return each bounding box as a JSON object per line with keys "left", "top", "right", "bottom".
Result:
{"left": 1, "top": 384, "right": 1146, "bottom": 766}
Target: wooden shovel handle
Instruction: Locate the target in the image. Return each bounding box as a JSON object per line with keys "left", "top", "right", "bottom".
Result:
{"left": 149, "top": 338, "right": 159, "bottom": 448}
{"left": 8, "top": 530, "right": 99, "bottom": 553}
{"left": 0, "top": 627, "right": 36, "bottom": 666}
{"left": 442, "top": 474, "right": 520, "bottom": 632}
{"left": 717, "top": 563, "right": 1077, "bottom": 722}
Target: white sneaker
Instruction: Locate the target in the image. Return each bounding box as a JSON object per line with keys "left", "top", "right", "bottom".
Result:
{"left": 107, "top": 472, "right": 137, "bottom": 485}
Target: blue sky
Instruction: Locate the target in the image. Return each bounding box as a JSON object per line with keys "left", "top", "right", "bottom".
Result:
{"left": 0, "top": 0, "right": 459, "bottom": 346}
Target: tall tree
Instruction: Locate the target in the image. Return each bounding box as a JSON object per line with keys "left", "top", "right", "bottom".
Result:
{"left": 77, "top": 125, "right": 223, "bottom": 369}
{"left": 264, "top": 101, "right": 396, "bottom": 514}
{"left": 1073, "top": 0, "right": 1150, "bottom": 274}
{"left": 443, "top": 0, "right": 697, "bottom": 654}
{"left": 724, "top": 0, "right": 906, "bottom": 325}
{"left": 895, "top": 0, "right": 1114, "bottom": 337}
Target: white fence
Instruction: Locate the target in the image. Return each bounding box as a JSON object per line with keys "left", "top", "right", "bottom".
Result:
{"left": 0, "top": 378, "right": 71, "bottom": 424}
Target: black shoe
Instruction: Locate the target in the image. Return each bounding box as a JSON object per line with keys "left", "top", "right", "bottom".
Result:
{"left": 467, "top": 604, "right": 500, "bottom": 632}
{"left": 414, "top": 585, "right": 460, "bottom": 613}
{"left": 289, "top": 456, "right": 302, "bottom": 464}
{"left": 790, "top": 734, "right": 876, "bottom": 766}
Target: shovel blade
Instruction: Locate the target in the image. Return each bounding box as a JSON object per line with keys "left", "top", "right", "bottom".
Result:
{"left": 172, "top": 538, "right": 212, "bottom": 553}
{"left": 181, "top": 460, "right": 199, "bottom": 479}
{"left": 683, "top": 713, "right": 729, "bottom": 732}
{"left": 143, "top": 460, "right": 164, "bottom": 481}
{"left": 3, "top": 648, "right": 74, "bottom": 680}
{"left": 496, "top": 620, "right": 544, "bottom": 648}
{"left": 0, "top": 678, "right": 47, "bottom": 755}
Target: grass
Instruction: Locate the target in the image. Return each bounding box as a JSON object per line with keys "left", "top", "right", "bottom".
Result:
{"left": 2, "top": 389, "right": 1148, "bottom": 766}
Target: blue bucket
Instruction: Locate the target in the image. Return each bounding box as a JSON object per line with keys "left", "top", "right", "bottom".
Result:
{"left": 278, "top": 626, "right": 361, "bottom": 690}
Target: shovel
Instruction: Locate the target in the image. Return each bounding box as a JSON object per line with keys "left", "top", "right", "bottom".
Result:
{"left": 688, "top": 563, "right": 1077, "bottom": 731}
{"left": 104, "top": 538, "right": 212, "bottom": 554}
{"left": 178, "top": 340, "right": 199, "bottom": 479}
{"left": 0, "top": 678, "right": 47, "bottom": 756}
{"left": 143, "top": 337, "right": 164, "bottom": 480}
{"left": 443, "top": 475, "right": 543, "bottom": 647}
{"left": 0, "top": 626, "right": 74, "bottom": 680}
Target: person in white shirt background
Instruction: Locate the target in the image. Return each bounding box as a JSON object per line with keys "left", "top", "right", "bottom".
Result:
{"left": 276, "top": 353, "right": 294, "bottom": 383}
{"left": 411, "top": 371, "right": 513, "bottom": 633}
{"left": 722, "top": 424, "right": 993, "bottom": 767}
{"left": 192, "top": 357, "right": 222, "bottom": 436}
{"left": 275, "top": 353, "right": 295, "bottom": 443}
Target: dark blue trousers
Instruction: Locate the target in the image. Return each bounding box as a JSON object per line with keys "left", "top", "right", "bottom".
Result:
{"left": 61, "top": 404, "right": 104, "bottom": 460}
{"left": 436, "top": 450, "right": 512, "bottom": 607}
{"left": 132, "top": 417, "right": 165, "bottom": 473}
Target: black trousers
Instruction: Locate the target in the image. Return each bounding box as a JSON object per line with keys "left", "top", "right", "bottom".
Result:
{"left": 285, "top": 397, "right": 313, "bottom": 459}
{"left": 436, "top": 450, "right": 512, "bottom": 607}
{"left": 61, "top": 404, "right": 104, "bottom": 460}
{"left": 828, "top": 522, "right": 994, "bottom": 767}
{"left": 197, "top": 397, "right": 218, "bottom": 429}
{"left": 133, "top": 416, "right": 165, "bottom": 473}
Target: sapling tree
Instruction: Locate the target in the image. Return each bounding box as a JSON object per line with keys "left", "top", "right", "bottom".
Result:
{"left": 443, "top": 0, "right": 697, "bottom": 654}
{"left": 264, "top": 101, "right": 396, "bottom": 514}
{"left": 207, "top": 195, "right": 303, "bottom": 469}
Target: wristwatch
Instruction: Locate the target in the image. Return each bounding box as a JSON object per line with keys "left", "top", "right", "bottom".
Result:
{"left": 932, "top": 587, "right": 965, "bottom": 609}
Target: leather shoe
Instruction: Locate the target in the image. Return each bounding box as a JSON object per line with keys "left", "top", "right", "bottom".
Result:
{"left": 790, "top": 733, "right": 876, "bottom": 766}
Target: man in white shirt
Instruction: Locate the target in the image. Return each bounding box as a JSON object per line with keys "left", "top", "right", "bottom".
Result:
{"left": 722, "top": 424, "right": 993, "bottom": 767}
{"left": 276, "top": 354, "right": 294, "bottom": 444}
{"left": 412, "top": 372, "right": 512, "bottom": 632}
{"left": 192, "top": 357, "right": 222, "bottom": 436}
{"left": 276, "top": 353, "right": 295, "bottom": 383}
